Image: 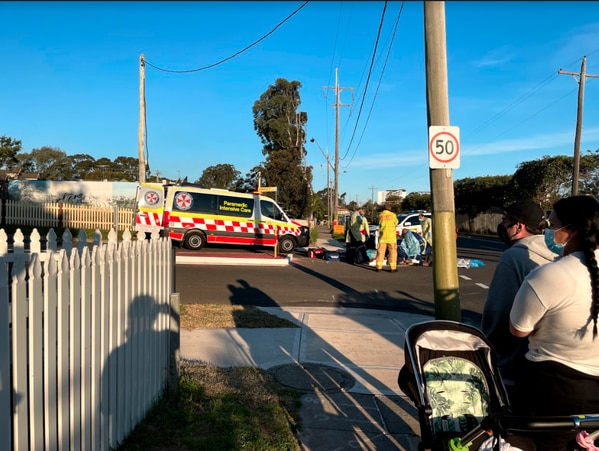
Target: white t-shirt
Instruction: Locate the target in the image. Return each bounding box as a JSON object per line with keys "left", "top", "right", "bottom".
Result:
{"left": 510, "top": 250, "right": 599, "bottom": 376}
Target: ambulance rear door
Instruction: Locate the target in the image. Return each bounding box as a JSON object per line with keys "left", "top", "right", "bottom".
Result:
{"left": 134, "top": 183, "right": 166, "bottom": 234}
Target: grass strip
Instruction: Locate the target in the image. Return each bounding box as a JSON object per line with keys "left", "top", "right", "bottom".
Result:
{"left": 118, "top": 362, "right": 302, "bottom": 450}
{"left": 180, "top": 304, "right": 299, "bottom": 329}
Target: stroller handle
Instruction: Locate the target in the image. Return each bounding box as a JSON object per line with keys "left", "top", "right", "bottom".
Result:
{"left": 495, "top": 414, "right": 599, "bottom": 432}
{"left": 449, "top": 414, "right": 599, "bottom": 451}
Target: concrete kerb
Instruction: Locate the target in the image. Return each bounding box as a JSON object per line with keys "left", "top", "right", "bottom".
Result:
{"left": 175, "top": 252, "right": 293, "bottom": 266}
{"left": 174, "top": 234, "right": 347, "bottom": 267}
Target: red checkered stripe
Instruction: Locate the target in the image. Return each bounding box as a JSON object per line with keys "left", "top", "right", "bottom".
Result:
{"left": 169, "top": 216, "right": 300, "bottom": 236}
{"left": 136, "top": 211, "right": 162, "bottom": 227}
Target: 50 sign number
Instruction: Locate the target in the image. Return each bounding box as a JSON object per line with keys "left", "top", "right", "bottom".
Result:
{"left": 428, "top": 126, "right": 460, "bottom": 169}
{"left": 434, "top": 137, "right": 456, "bottom": 156}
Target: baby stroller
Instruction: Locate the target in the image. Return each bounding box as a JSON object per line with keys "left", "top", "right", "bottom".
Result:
{"left": 398, "top": 320, "right": 599, "bottom": 451}
{"left": 398, "top": 320, "right": 510, "bottom": 450}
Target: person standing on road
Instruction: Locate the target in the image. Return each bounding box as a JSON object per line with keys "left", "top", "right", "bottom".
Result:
{"left": 346, "top": 207, "right": 369, "bottom": 264}
{"left": 481, "top": 199, "right": 554, "bottom": 405}
{"left": 510, "top": 195, "right": 599, "bottom": 450}
{"left": 376, "top": 204, "right": 399, "bottom": 272}
{"left": 418, "top": 213, "right": 433, "bottom": 260}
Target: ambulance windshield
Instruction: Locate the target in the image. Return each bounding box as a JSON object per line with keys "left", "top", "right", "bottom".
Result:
{"left": 260, "top": 199, "right": 286, "bottom": 221}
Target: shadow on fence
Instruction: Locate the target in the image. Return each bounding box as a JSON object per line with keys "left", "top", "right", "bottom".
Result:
{"left": 0, "top": 227, "right": 179, "bottom": 450}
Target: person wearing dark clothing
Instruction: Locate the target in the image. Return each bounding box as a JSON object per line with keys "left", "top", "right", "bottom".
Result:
{"left": 481, "top": 199, "right": 554, "bottom": 406}
{"left": 345, "top": 208, "right": 369, "bottom": 264}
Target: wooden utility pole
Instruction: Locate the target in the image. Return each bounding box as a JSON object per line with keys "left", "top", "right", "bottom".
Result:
{"left": 323, "top": 68, "right": 353, "bottom": 224}
{"left": 558, "top": 56, "right": 599, "bottom": 195}
{"left": 138, "top": 54, "right": 147, "bottom": 184}
{"left": 424, "top": 1, "right": 461, "bottom": 321}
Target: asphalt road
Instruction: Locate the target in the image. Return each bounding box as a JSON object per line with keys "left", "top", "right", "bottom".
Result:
{"left": 174, "top": 234, "right": 506, "bottom": 326}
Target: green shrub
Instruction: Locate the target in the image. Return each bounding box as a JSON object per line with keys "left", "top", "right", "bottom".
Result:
{"left": 309, "top": 227, "right": 319, "bottom": 245}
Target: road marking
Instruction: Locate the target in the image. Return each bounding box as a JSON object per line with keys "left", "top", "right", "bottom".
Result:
{"left": 460, "top": 275, "right": 488, "bottom": 289}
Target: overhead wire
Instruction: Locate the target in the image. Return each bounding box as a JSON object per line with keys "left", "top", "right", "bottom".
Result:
{"left": 322, "top": 1, "right": 346, "bottom": 154}
{"left": 342, "top": 1, "right": 405, "bottom": 169}
{"left": 339, "top": 1, "right": 388, "bottom": 162}
{"left": 140, "top": 3, "right": 599, "bottom": 188}
{"left": 370, "top": 30, "right": 599, "bottom": 193}
{"left": 143, "top": 1, "right": 309, "bottom": 73}
{"left": 467, "top": 73, "right": 558, "bottom": 139}
{"left": 472, "top": 87, "right": 578, "bottom": 153}
{"left": 466, "top": 47, "right": 599, "bottom": 143}
{"left": 139, "top": 1, "right": 309, "bottom": 178}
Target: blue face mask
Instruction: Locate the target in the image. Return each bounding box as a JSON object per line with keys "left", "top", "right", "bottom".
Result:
{"left": 544, "top": 228, "right": 565, "bottom": 255}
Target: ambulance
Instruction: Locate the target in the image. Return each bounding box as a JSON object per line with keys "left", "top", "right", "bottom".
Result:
{"left": 133, "top": 182, "right": 309, "bottom": 253}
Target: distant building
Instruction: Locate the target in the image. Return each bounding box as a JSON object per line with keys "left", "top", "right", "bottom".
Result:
{"left": 0, "top": 170, "right": 40, "bottom": 180}
{"left": 376, "top": 189, "right": 407, "bottom": 204}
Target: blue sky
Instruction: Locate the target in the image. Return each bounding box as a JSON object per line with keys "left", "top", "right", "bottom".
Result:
{"left": 2, "top": 2, "right": 599, "bottom": 204}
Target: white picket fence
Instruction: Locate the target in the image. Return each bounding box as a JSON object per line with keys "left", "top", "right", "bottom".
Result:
{"left": 0, "top": 227, "right": 176, "bottom": 450}
{"left": 4, "top": 200, "right": 136, "bottom": 231}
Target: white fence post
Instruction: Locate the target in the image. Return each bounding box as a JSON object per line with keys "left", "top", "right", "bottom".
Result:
{"left": 12, "top": 257, "right": 28, "bottom": 450}
{"left": 56, "top": 249, "right": 70, "bottom": 450}
{"left": 3, "top": 227, "right": 174, "bottom": 450}
{"left": 28, "top": 254, "right": 44, "bottom": 450}
{"left": 43, "top": 252, "right": 59, "bottom": 451}
{"left": 0, "top": 258, "right": 10, "bottom": 450}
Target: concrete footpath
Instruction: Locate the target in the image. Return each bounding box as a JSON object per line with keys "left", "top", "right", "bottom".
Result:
{"left": 178, "top": 232, "right": 431, "bottom": 449}
{"left": 181, "top": 308, "right": 433, "bottom": 450}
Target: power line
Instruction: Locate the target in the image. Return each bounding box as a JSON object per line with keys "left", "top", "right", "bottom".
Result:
{"left": 340, "top": 1, "right": 388, "bottom": 161}
{"left": 342, "top": 1, "right": 405, "bottom": 169}
{"left": 467, "top": 73, "right": 558, "bottom": 139}
{"left": 144, "top": 1, "right": 309, "bottom": 73}
{"left": 471, "top": 87, "right": 578, "bottom": 153}
{"left": 466, "top": 47, "right": 599, "bottom": 141}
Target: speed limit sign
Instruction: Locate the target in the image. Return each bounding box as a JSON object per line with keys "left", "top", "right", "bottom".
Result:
{"left": 428, "top": 126, "right": 460, "bottom": 169}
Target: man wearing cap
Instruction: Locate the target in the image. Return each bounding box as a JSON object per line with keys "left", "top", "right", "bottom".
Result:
{"left": 346, "top": 207, "right": 370, "bottom": 265}
{"left": 481, "top": 199, "right": 556, "bottom": 407}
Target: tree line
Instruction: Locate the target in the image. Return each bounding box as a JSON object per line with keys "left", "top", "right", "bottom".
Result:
{"left": 363, "top": 152, "right": 598, "bottom": 223}
{"left": 0, "top": 135, "right": 139, "bottom": 182}
{"left": 0, "top": 78, "right": 312, "bottom": 218}
{"left": 2, "top": 76, "right": 598, "bottom": 221}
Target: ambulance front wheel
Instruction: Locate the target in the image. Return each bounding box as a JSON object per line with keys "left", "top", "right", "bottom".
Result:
{"left": 183, "top": 231, "right": 206, "bottom": 250}
{"left": 278, "top": 236, "right": 297, "bottom": 254}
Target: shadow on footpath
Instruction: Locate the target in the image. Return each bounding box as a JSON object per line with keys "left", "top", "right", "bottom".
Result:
{"left": 223, "top": 272, "right": 423, "bottom": 449}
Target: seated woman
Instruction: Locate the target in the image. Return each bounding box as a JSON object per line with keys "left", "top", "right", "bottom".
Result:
{"left": 397, "top": 229, "right": 423, "bottom": 265}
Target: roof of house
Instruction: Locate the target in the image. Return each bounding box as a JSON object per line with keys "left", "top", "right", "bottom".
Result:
{"left": 0, "top": 170, "right": 40, "bottom": 180}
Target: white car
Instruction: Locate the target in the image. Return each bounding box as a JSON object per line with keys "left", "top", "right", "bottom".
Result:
{"left": 368, "top": 211, "right": 431, "bottom": 248}
{"left": 396, "top": 212, "right": 431, "bottom": 236}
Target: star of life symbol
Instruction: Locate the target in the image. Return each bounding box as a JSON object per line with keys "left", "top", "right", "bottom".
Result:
{"left": 144, "top": 191, "right": 160, "bottom": 206}
{"left": 175, "top": 192, "right": 193, "bottom": 210}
